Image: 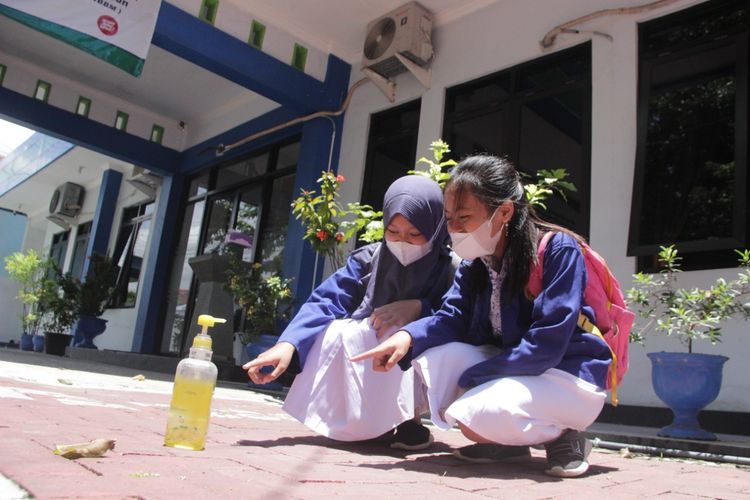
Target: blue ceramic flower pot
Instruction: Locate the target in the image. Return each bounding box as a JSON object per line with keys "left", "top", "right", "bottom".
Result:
{"left": 245, "top": 334, "right": 283, "bottom": 391}
{"left": 648, "top": 351, "right": 728, "bottom": 441}
{"left": 20, "top": 333, "right": 34, "bottom": 351}
{"left": 32, "top": 334, "right": 45, "bottom": 352}
{"left": 74, "top": 315, "right": 108, "bottom": 349}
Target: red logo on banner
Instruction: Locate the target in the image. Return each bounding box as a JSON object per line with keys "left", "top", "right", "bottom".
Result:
{"left": 97, "top": 16, "right": 118, "bottom": 36}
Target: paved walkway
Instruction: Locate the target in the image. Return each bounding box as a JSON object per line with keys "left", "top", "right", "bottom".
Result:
{"left": 1, "top": 350, "right": 749, "bottom": 499}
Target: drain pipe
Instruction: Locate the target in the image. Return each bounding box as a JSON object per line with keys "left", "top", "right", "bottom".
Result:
{"left": 216, "top": 78, "right": 369, "bottom": 156}
{"left": 591, "top": 437, "right": 750, "bottom": 466}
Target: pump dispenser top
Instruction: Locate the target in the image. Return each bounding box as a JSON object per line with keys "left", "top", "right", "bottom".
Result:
{"left": 192, "top": 314, "right": 226, "bottom": 351}
{"left": 164, "top": 313, "right": 225, "bottom": 451}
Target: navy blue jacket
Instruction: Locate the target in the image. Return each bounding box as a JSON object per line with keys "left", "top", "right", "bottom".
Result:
{"left": 403, "top": 232, "right": 612, "bottom": 390}
{"left": 279, "top": 244, "right": 435, "bottom": 372}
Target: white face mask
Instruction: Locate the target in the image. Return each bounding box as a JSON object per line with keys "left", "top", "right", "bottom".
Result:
{"left": 450, "top": 209, "right": 504, "bottom": 260}
{"left": 386, "top": 240, "right": 432, "bottom": 267}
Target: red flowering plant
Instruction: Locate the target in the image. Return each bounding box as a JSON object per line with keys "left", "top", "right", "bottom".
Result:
{"left": 292, "top": 141, "right": 575, "bottom": 273}
{"left": 291, "top": 171, "right": 382, "bottom": 270}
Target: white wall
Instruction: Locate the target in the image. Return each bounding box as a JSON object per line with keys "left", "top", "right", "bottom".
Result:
{"left": 0, "top": 279, "right": 22, "bottom": 343}
{"left": 18, "top": 155, "right": 153, "bottom": 352}
{"left": 335, "top": 0, "right": 750, "bottom": 412}
{"left": 0, "top": 49, "right": 185, "bottom": 151}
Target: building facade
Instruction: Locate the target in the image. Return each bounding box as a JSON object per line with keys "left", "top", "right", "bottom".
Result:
{"left": 0, "top": 0, "right": 748, "bottom": 428}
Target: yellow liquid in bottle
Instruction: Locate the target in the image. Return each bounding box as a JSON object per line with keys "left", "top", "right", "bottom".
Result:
{"left": 164, "top": 375, "right": 215, "bottom": 450}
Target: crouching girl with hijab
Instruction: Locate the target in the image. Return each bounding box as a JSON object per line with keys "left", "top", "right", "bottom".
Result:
{"left": 244, "top": 175, "right": 457, "bottom": 450}
{"left": 352, "top": 155, "right": 612, "bottom": 478}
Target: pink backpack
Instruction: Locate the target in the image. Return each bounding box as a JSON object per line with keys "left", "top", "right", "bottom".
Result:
{"left": 527, "top": 232, "right": 634, "bottom": 406}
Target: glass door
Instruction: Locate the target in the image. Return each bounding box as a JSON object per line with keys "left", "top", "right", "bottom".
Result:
{"left": 160, "top": 200, "right": 206, "bottom": 354}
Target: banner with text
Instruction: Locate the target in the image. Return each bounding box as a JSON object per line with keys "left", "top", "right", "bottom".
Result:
{"left": 0, "top": 0, "right": 162, "bottom": 76}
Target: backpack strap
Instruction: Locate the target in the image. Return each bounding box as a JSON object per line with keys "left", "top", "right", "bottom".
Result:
{"left": 527, "top": 231, "right": 621, "bottom": 405}
{"left": 577, "top": 314, "right": 619, "bottom": 405}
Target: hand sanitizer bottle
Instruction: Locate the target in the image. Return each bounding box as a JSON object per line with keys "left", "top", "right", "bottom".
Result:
{"left": 164, "top": 314, "right": 225, "bottom": 450}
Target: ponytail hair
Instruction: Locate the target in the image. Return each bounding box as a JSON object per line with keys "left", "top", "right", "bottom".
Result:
{"left": 446, "top": 154, "right": 584, "bottom": 298}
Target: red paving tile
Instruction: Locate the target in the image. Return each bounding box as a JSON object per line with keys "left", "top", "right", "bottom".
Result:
{"left": 1, "top": 356, "right": 749, "bottom": 499}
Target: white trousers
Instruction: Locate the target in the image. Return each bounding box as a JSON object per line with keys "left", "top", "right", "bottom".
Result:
{"left": 283, "top": 318, "right": 415, "bottom": 441}
{"left": 413, "top": 342, "right": 606, "bottom": 445}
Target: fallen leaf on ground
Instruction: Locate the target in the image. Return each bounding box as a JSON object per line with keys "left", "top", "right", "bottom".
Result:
{"left": 54, "top": 438, "right": 116, "bottom": 459}
{"left": 130, "top": 471, "right": 160, "bottom": 478}
{"left": 619, "top": 447, "right": 632, "bottom": 459}
{"left": 57, "top": 379, "right": 73, "bottom": 385}
{"left": 131, "top": 374, "right": 146, "bottom": 381}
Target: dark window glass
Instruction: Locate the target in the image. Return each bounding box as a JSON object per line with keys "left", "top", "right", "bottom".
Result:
{"left": 516, "top": 51, "right": 590, "bottom": 93}
{"left": 445, "top": 75, "right": 511, "bottom": 115}
{"left": 112, "top": 202, "right": 154, "bottom": 307}
{"left": 48, "top": 231, "right": 69, "bottom": 276}
{"left": 161, "top": 201, "right": 205, "bottom": 354}
{"left": 201, "top": 194, "right": 234, "bottom": 255}
{"left": 188, "top": 174, "right": 209, "bottom": 197}
{"left": 361, "top": 99, "right": 421, "bottom": 214}
{"left": 518, "top": 90, "right": 588, "bottom": 234}
{"left": 276, "top": 142, "right": 300, "bottom": 172}
{"left": 162, "top": 138, "right": 300, "bottom": 354}
{"left": 233, "top": 186, "right": 263, "bottom": 262}
{"left": 641, "top": 0, "right": 748, "bottom": 55}
{"left": 629, "top": 1, "right": 748, "bottom": 271}
{"left": 447, "top": 111, "right": 505, "bottom": 159}
{"left": 70, "top": 222, "right": 92, "bottom": 279}
{"left": 444, "top": 43, "right": 591, "bottom": 237}
{"left": 258, "top": 174, "right": 296, "bottom": 273}
{"left": 216, "top": 152, "right": 269, "bottom": 188}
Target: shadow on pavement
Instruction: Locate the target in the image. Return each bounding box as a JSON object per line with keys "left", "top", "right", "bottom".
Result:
{"left": 356, "top": 453, "right": 619, "bottom": 482}
{"left": 234, "top": 434, "right": 454, "bottom": 456}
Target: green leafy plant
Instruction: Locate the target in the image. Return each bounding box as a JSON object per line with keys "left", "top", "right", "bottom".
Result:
{"left": 75, "top": 253, "right": 118, "bottom": 317}
{"left": 408, "top": 139, "right": 458, "bottom": 188}
{"left": 225, "top": 257, "right": 294, "bottom": 344}
{"left": 38, "top": 268, "right": 78, "bottom": 334}
{"left": 4, "top": 249, "right": 51, "bottom": 336}
{"left": 522, "top": 168, "right": 577, "bottom": 209}
{"left": 291, "top": 171, "right": 382, "bottom": 269}
{"left": 627, "top": 245, "right": 750, "bottom": 352}
{"left": 291, "top": 140, "right": 577, "bottom": 270}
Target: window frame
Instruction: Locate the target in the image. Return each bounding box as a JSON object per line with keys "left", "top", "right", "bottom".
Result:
{"left": 75, "top": 96, "right": 91, "bottom": 117}
{"left": 628, "top": 0, "right": 749, "bottom": 269}
{"left": 111, "top": 202, "right": 154, "bottom": 308}
{"left": 442, "top": 42, "right": 592, "bottom": 237}
{"left": 164, "top": 136, "right": 300, "bottom": 355}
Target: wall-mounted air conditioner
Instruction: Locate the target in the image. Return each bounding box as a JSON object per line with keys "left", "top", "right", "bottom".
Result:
{"left": 362, "top": 1, "right": 433, "bottom": 79}
{"left": 49, "top": 182, "right": 84, "bottom": 217}
{"left": 47, "top": 182, "right": 84, "bottom": 229}
{"left": 127, "top": 166, "right": 162, "bottom": 199}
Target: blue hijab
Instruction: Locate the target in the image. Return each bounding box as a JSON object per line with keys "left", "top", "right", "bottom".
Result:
{"left": 351, "top": 175, "right": 452, "bottom": 319}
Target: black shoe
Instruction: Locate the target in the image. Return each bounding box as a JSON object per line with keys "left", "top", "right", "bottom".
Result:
{"left": 544, "top": 429, "right": 592, "bottom": 478}
{"left": 453, "top": 443, "right": 531, "bottom": 463}
{"left": 390, "top": 420, "right": 434, "bottom": 451}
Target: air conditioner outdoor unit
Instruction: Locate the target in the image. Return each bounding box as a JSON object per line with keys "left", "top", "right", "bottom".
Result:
{"left": 362, "top": 1, "right": 433, "bottom": 79}
{"left": 49, "top": 182, "right": 84, "bottom": 217}
{"left": 127, "top": 166, "right": 162, "bottom": 199}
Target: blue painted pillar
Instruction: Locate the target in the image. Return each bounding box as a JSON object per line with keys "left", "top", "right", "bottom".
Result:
{"left": 84, "top": 169, "right": 122, "bottom": 276}
{"left": 282, "top": 55, "right": 350, "bottom": 301}
{"left": 131, "top": 173, "right": 185, "bottom": 353}
{"left": 283, "top": 118, "right": 339, "bottom": 298}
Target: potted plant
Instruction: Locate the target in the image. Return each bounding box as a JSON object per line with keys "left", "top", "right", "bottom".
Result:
{"left": 4, "top": 249, "right": 51, "bottom": 351}
{"left": 38, "top": 270, "right": 77, "bottom": 356}
{"left": 225, "top": 257, "right": 294, "bottom": 387}
{"left": 71, "top": 253, "right": 119, "bottom": 349}
{"left": 627, "top": 245, "right": 750, "bottom": 440}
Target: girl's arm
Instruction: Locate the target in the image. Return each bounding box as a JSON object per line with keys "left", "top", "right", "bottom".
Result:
{"left": 278, "top": 251, "right": 369, "bottom": 370}
{"left": 458, "top": 235, "right": 585, "bottom": 388}
{"left": 402, "top": 262, "right": 474, "bottom": 358}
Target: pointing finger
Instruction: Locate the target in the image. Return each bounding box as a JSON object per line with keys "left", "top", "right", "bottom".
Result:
{"left": 349, "top": 346, "right": 383, "bottom": 362}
